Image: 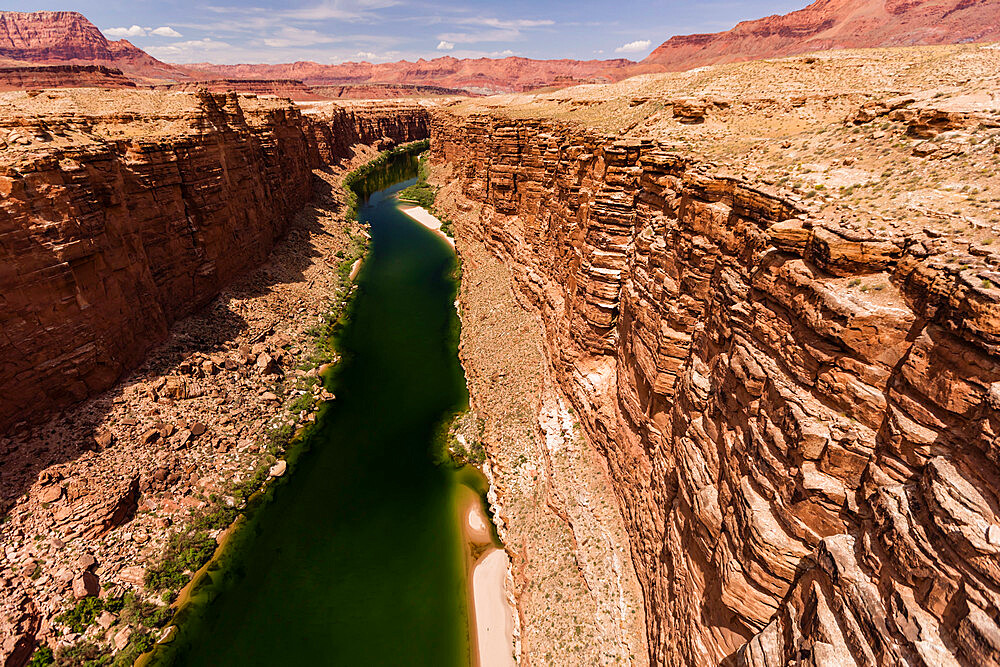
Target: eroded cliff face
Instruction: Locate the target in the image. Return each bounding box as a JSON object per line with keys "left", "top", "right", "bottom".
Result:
{"left": 0, "top": 90, "right": 428, "bottom": 434}
{"left": 432, "top": 113, "right": 1000, "bottom": 665}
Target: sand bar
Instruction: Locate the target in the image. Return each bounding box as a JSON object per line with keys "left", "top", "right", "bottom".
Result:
{"left": 348, "top": 257, "right": 362, "bottom": 281}
{"left": 473, "top": 548, "right": 516, "bottom": 667}
{"left": 399, "top": 204, "right": 455, "bottom": 246}
{"left": 460, "top": 489, "right": 516, "bottom": 667}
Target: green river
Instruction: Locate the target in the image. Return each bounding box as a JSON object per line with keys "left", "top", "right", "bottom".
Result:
{"left": 148, "top": 151, "right": 479, "bottom": 665}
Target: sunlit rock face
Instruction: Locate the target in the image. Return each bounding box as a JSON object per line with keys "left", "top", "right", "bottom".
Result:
{"left": 432, "top": 113, "right": 1000, "bottom": 666}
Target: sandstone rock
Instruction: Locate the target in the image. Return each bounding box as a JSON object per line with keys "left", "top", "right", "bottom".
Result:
{"left": 112, "top": 625, "right": 132, "bottom": 650}
{"left": 71, "top": 571, "right": 98, "bottom": 599}
{"left": 116, "top": 566, "right": 144, "bottom": 586}
{"left": 256, "top": 353, "right": 282, "bottom": 376}
{"left": 96, "top": 611, "right": 116, "bottom": 630}
{"left": 75, "top": 554, "right": 96, "bottom": 571}
{"left": 432, "top": 109, "right": 1000, "bottom": 666}
{"left": 37, "top": 485, "right": 62, "bottom": 504}
{"left": 268, "top": 460, "right": 287, "bottom": 477}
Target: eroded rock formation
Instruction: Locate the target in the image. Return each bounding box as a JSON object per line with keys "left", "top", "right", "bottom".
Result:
{"left": 432, "top": 112, "right": 1000, "bottom": 665}
{"left": 151, "top": 79, "right": 323, "bottom": 101}
{"left": 0, "top": 90, "right": 428, "bottom": 434}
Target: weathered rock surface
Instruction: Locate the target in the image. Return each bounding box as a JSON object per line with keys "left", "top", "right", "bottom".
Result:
{"left": 0, "top": 137, "right": 386, "bottom": 664}
{"left": 151, "top": 79, "right": 324, "bottom": 101}
{"left": 432, "top": 110, "right": 1000, "bottom": 665}
{"left": 0, "top": 89, "right": 428, "bottom": 434}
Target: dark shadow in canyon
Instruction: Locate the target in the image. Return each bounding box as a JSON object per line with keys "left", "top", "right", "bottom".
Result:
{"left": 0, "top": 169, "right": 346, "bottom": 519}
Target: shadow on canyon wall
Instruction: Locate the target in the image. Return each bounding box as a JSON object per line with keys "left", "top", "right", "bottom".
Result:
{"left": 0, "top": 170, "right": 345, "bottom": 519}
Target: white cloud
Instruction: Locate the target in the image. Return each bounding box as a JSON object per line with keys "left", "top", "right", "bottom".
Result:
{"left": 151, "top": 26, "right": 183, "bottom": 38}
{"left": 436, "top": 40, "right": 454, "bottom": 50}
{"left": 105, "top": 25, "right": 182, "bottom": 38}
{"left": 459, "top": 18, "right": 554, "bottom": 29}
{"left": 615, "top": 39, "right": 651, "bottom": 53}
{"left": 105, "top": 25, "right": 148, "bottom": 38}
{"left": 145, "top": 38, "right": 235, "bottom": 62}
{"left": 436, "top": 29, "right": 522, "bottom": 44}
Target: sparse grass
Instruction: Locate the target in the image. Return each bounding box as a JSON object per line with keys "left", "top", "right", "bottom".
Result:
{"left": 144, "top": 530, "right": 218, "bottom": 592}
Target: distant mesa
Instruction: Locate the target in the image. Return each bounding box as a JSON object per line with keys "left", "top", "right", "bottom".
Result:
{"left": 0, "top": 64, "right": 135, "bottom": 91}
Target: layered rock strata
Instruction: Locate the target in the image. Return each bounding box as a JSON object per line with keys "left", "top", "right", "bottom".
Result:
{"left": 0, "top": 90, "right": 428, "bottom": 434}
{"left": 432, "top": 114, "right": 1000, "bottom": 665}
{"left": 0, "top": 65, "right": 135, "bottom": 91}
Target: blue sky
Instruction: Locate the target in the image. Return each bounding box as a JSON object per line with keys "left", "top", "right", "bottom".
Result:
{"left": 9, "top": 1, "right": 810, "bottom": 64}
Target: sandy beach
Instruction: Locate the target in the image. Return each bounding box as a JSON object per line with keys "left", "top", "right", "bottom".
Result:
{"left": 399, "top": 204, "right": 455, "bottom": 246}
{"left": 460, "top": 491, "right": 516, "bottom": 667}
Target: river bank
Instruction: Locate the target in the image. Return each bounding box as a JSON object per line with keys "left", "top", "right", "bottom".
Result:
{"left": 458, "top": 487, "right": 516, "bottom": 667}
{"left": 432, "top": 174, "right": 651, "bottom": 665}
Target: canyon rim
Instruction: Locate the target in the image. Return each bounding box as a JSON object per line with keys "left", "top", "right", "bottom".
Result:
{"left": 2, "top": 1, "right": 1000, "bottom": 666}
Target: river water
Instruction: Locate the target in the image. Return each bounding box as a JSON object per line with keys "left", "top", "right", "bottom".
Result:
{"left": 151, "top": 153, "right": 478, "bottom": 665}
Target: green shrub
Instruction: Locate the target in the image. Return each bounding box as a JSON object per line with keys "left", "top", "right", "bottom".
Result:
{"left": 117, "top": 593, "right": 171, "bottom": 629}
{"left": 56, "top": 597, "right": 107, "bottom": 634}
{"left": 144, "top": 531, "right": 217, "bottom": 592}
{"left": 54, "top": 641, "right": 105, "bottom": 667}
{"left": 27, "top": 646, "right": 53, "bottom": 667}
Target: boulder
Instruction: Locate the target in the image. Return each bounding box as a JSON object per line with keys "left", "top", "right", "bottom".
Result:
{"left": 71, "top": 571, "right": 99, "bottom": 599}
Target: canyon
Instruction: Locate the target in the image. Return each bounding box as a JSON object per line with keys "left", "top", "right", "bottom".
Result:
{"left": 0, "top": 90, "right": 429, "bottom": 663}
{"left": 0, "top": 89, "right": 428, "bottom": 436}
{"left": 2, "top": 15, "right": 1000, "bottom": 667}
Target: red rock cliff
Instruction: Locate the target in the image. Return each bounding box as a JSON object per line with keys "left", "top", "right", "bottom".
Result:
{"left": 432, "top": 113, "right": 1000, "bottom": 665}
{"left": 0, "top": 91, "right": 428, "bottom": 434}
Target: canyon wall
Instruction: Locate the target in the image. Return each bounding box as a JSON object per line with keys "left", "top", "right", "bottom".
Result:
{"left": 0, "top": 92, "right": 428, "bottom": 434}
{"left": 432, "top": 114, "right": 1000, "bottom": 665}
